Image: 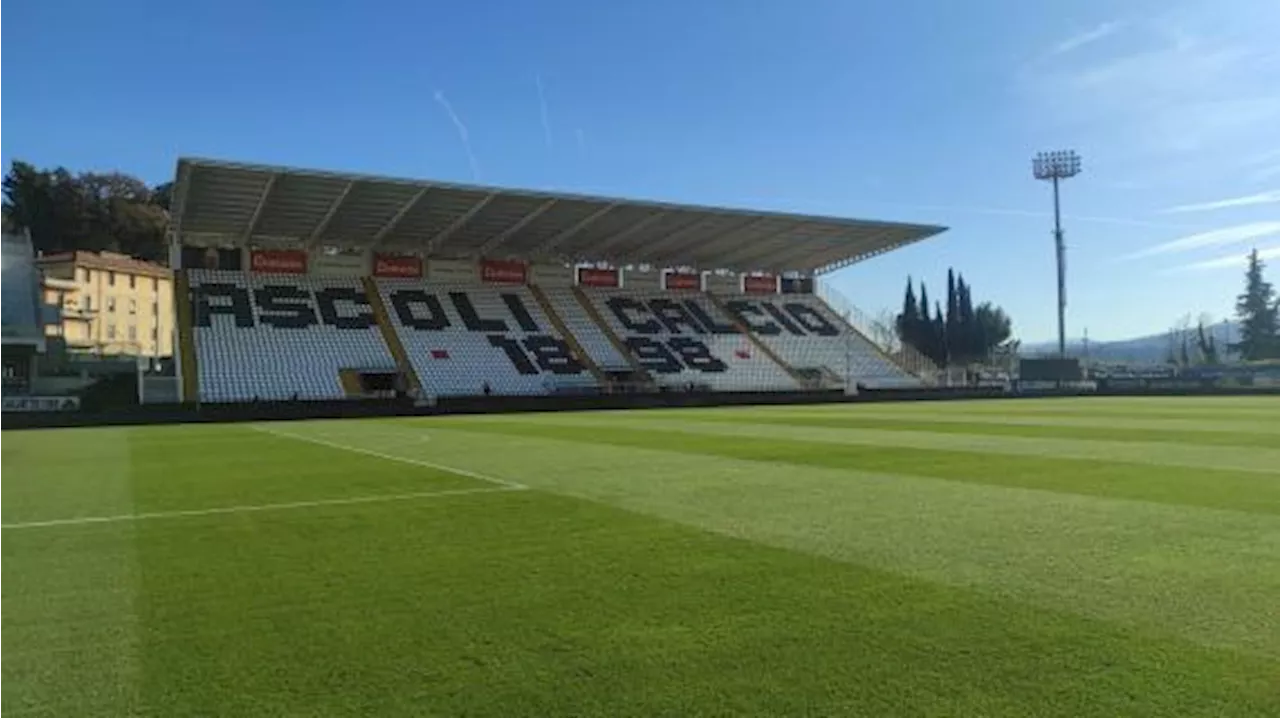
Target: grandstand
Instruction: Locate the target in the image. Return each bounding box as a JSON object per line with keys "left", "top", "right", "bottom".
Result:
{"left": 168, "top": 158, "right": 946, "bottom": 404}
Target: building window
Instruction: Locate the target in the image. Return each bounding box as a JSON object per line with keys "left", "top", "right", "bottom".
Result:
{"left": 107, "top": 297, "right": 116, "bottom": 313}
{"left": 153, "top": 277, "right": 159, "bottom": 292}
{"left": 129, "top": 275, "right": 136, "bottom": 289}
{"left": 152, "top": 301, "right": 159, "bottom": 316}
{"left": 108, "top": 271, "right": 116, "bottom": 286}
{"left": 85, "top": 296, "right": 94, "bottom": 312}
{"left": 107, "top": 324, "right": 116, "bottom": 340}
{"left": 152, "top": 326, "right": 159, "bottom": 340}
{"left": 129, "top": 298, "right": 137, "bottom": 315}
{"left": 128, "top": 325, "right": 137, "bottom": 341}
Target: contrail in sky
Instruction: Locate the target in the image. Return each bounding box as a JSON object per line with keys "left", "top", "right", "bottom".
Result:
{"left": 433, "top": 90, "right": 480, "bottom": 181}
{"left": 536, "top": 73, "right": 553, "bottom": 151}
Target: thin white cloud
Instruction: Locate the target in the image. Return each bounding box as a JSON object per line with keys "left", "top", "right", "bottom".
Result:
{"left": 1123, "top": 221, "right": 1280, "bottom": 259}
{"left": 433, "top": 90, "right": 480, "bottom": 181}
{"left": 1051, "top": 21, "right": 1124, "bottom": 56}
{"left": 535, "top": 73, "right": 553, "bottom": 151}
{"left": 1161, "top": 189, "right": 1280, "bottom": 213}
{"left": 1022, "top": 2, "right": 1280, "bottom": 169}
{"left": 1251, "top": 164, "right": 1280, "bottom": 182}
{"left": 876, "top": 202, "right": 1188, "bottom": 230}
{"left": 1167, "top": 245, "right": 1280, "bottom": 271}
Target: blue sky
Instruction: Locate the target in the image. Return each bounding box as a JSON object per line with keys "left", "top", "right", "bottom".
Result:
{"left": 4, "top": 0, "right": 1278, "bottom": 342}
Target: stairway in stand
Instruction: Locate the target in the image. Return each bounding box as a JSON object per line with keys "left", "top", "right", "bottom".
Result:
{"left": 571, "top": 285, "right": 646, "bottom": 375}
{"left": 174, "top": 269, "right": 200, "bottom": 402}
{"left": 361, "top": 277, "right": 424, "bottom": 396}
{"left": 529, "top": 284, "right": 609, "bottom": 387}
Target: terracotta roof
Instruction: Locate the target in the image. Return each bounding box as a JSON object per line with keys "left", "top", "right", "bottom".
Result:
{"left": 36, "top": 251, "right": 172, "bottom": 279}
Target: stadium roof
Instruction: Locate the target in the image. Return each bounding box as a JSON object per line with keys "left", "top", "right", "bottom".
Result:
{"left": 171, "top": 158, "right": 946, "bottom": 274}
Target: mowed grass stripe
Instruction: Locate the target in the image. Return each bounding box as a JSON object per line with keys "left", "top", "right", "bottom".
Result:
{"left": 1, "top": 431, "right": 145, "bottom": 718}
{"left": 512, "top": 413, "right": 1280, "bottom": 475}
{"left": 803, "top": 396, "right": 1280, "bottom": 421}
{"left": 123, "top": 425, "right": 483, "bottom": 516}
{"left": 121, "top": 485, "right": 1280, "bottom": 715}
{"left": 248, "top": 419, "right": 1280, "bottom": 659}
{"left": 664, "top": 411, "right": 1280, "bottom": 449}
{"left": 442, "top": 419, "right": 1280, "bottom": 515}
{"left": 1, "top": 428, "right": 145, "bottom": 524}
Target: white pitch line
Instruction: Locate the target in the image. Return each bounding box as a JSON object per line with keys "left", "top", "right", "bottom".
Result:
{"left": 249, "top": 424, "right": 526, "bottom": 489}
{"left": 1, "top": 485, "right": 523, "bottom": 530}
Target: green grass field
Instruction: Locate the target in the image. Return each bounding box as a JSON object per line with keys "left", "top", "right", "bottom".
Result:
{"left": 4, "top": 397, "right": 1279, "bottom": 716}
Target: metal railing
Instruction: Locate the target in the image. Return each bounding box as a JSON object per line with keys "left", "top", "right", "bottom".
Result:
{"left": 815, "top": 280, "right": 940, "bottom": 382}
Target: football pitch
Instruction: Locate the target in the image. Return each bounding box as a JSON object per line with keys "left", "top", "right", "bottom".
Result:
{"left": 4, "top": 397, "right": 1279, "bottom": 716}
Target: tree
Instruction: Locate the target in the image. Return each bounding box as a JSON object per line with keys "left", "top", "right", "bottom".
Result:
{"left": 932, "top": 301, "right": 947, "bottom": 366}
{"left": 1196, "top": 320, "right": 1220, "bottom": 365}
{"left": 895, "top": 271, "right": 1014, "bottom": 366}
{"left": 918, "top": 281, "right": 931, "bottom": 342}
{"left": 945, "top": 268, "right": 958, "bottom": 363}
{"left": 1230, "top": 249, "right": 1279, "bottom": 360}
{"left": 973, "top": 302, "right": 1011, "bottom": 359}
{"left": 896, "top": 278, "right": 920, "bottom": 351}
{"left": 956, "top": 274, "right": 976, "bottom": 362}
{"left": 2, "top": 161, "right": 170, "bottom": 262}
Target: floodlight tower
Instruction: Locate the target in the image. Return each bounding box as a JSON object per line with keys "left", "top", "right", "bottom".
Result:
{"left": 1032, "top": 150, "right": 1082, "bottom": 358}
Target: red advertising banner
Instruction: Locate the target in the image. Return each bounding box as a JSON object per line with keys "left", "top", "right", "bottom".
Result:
{"left": 480, "top": 259, "right": 527, "bottom": 284}
{"left": 577, "top": 267, "right": 620, "bottom": 288}
{"left": 743, "top": 274, "right": 778, "bottom": 294}
{"left": 372, "top": 253, "right": 423, "bottom": 278}
{"left": 664, "top": 272, "right": 700, "bottom": 291}
{"left": 250, "top": 250, "right": 307, "bottom": 274}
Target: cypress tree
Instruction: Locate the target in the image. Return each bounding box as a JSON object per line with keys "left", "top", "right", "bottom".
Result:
{"left": 933, "top": 301, "right": 947, "bottom": 366}
{"left": 896, "top": 277, "right": 919, "bottom": 347}
{"left": 918, "top": 281, "right": 931, "bottom": 345}
{"left": 959, "top": 276, "right": 975, "bottom": 362}
{"left": 945, "top": 269, "right": 958, "bottom": 363}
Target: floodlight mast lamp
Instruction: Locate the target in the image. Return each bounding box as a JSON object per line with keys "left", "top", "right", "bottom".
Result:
{"left": 1032, "top": 150, "right": 1082, "bottom": 358}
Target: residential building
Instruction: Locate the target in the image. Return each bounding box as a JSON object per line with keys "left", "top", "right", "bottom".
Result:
{"left": 37, "top": 251, "right": 174, "bottom": 357}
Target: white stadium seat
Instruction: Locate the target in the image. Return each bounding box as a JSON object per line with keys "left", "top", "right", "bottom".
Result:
{"left": 190, "top": 271, "right": 397, "bottom": 402}
{"left": 719, "top": 293, "right": 920, "bottom": 389}
{"left": 377, "top": 280, "right": 595, "bottom": 397}
{"left": 579, "top": 288, "right": 799, "bottom": 392}
{"left": 537, "top": 287, "right": 632, "bottom": 371}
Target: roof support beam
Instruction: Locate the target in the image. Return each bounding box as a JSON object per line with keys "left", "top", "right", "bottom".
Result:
{"left": 306, "top": 181, "right": 356, "bottom": 249}
{"left": 370, "top": 187, "right": 430, "bottom": 249}
{"left": 477, "top": 198, "right": 558, "bottom": 256}
{"left": 768, "top": 228, "right": 892, "bottom": 274}
{"left": 715, "top": 222, "right": 814, "bottom": 269}
{"left": 637, "top": 214, "right": 735, "bottom": 263}
{"left": 581, "top": 211, "right": 670, "bottom": 260}
{"left": 809, "top": 230, "right": 900, "bottom": 274}
{"left": 534, "top": 203, "right": 617, "bottom": 257}
{"left": 241, "top": 174, "right": 279, "bottom": 245}
{"left": 427, "top": 192, "right": 497, "bottom": 253}
{"left": 622, "top": 214, "right": 720, "bottom": 264}
{"left": 753, "top": 238, "right": 842, "bottom": 274}
{"left": 680, "top": 217, "right": 789, "bottom": 266}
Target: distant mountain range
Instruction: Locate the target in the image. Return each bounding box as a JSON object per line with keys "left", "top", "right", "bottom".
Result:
{"left": 1022, "top": 322, "right": 1241, "bottom": 363}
